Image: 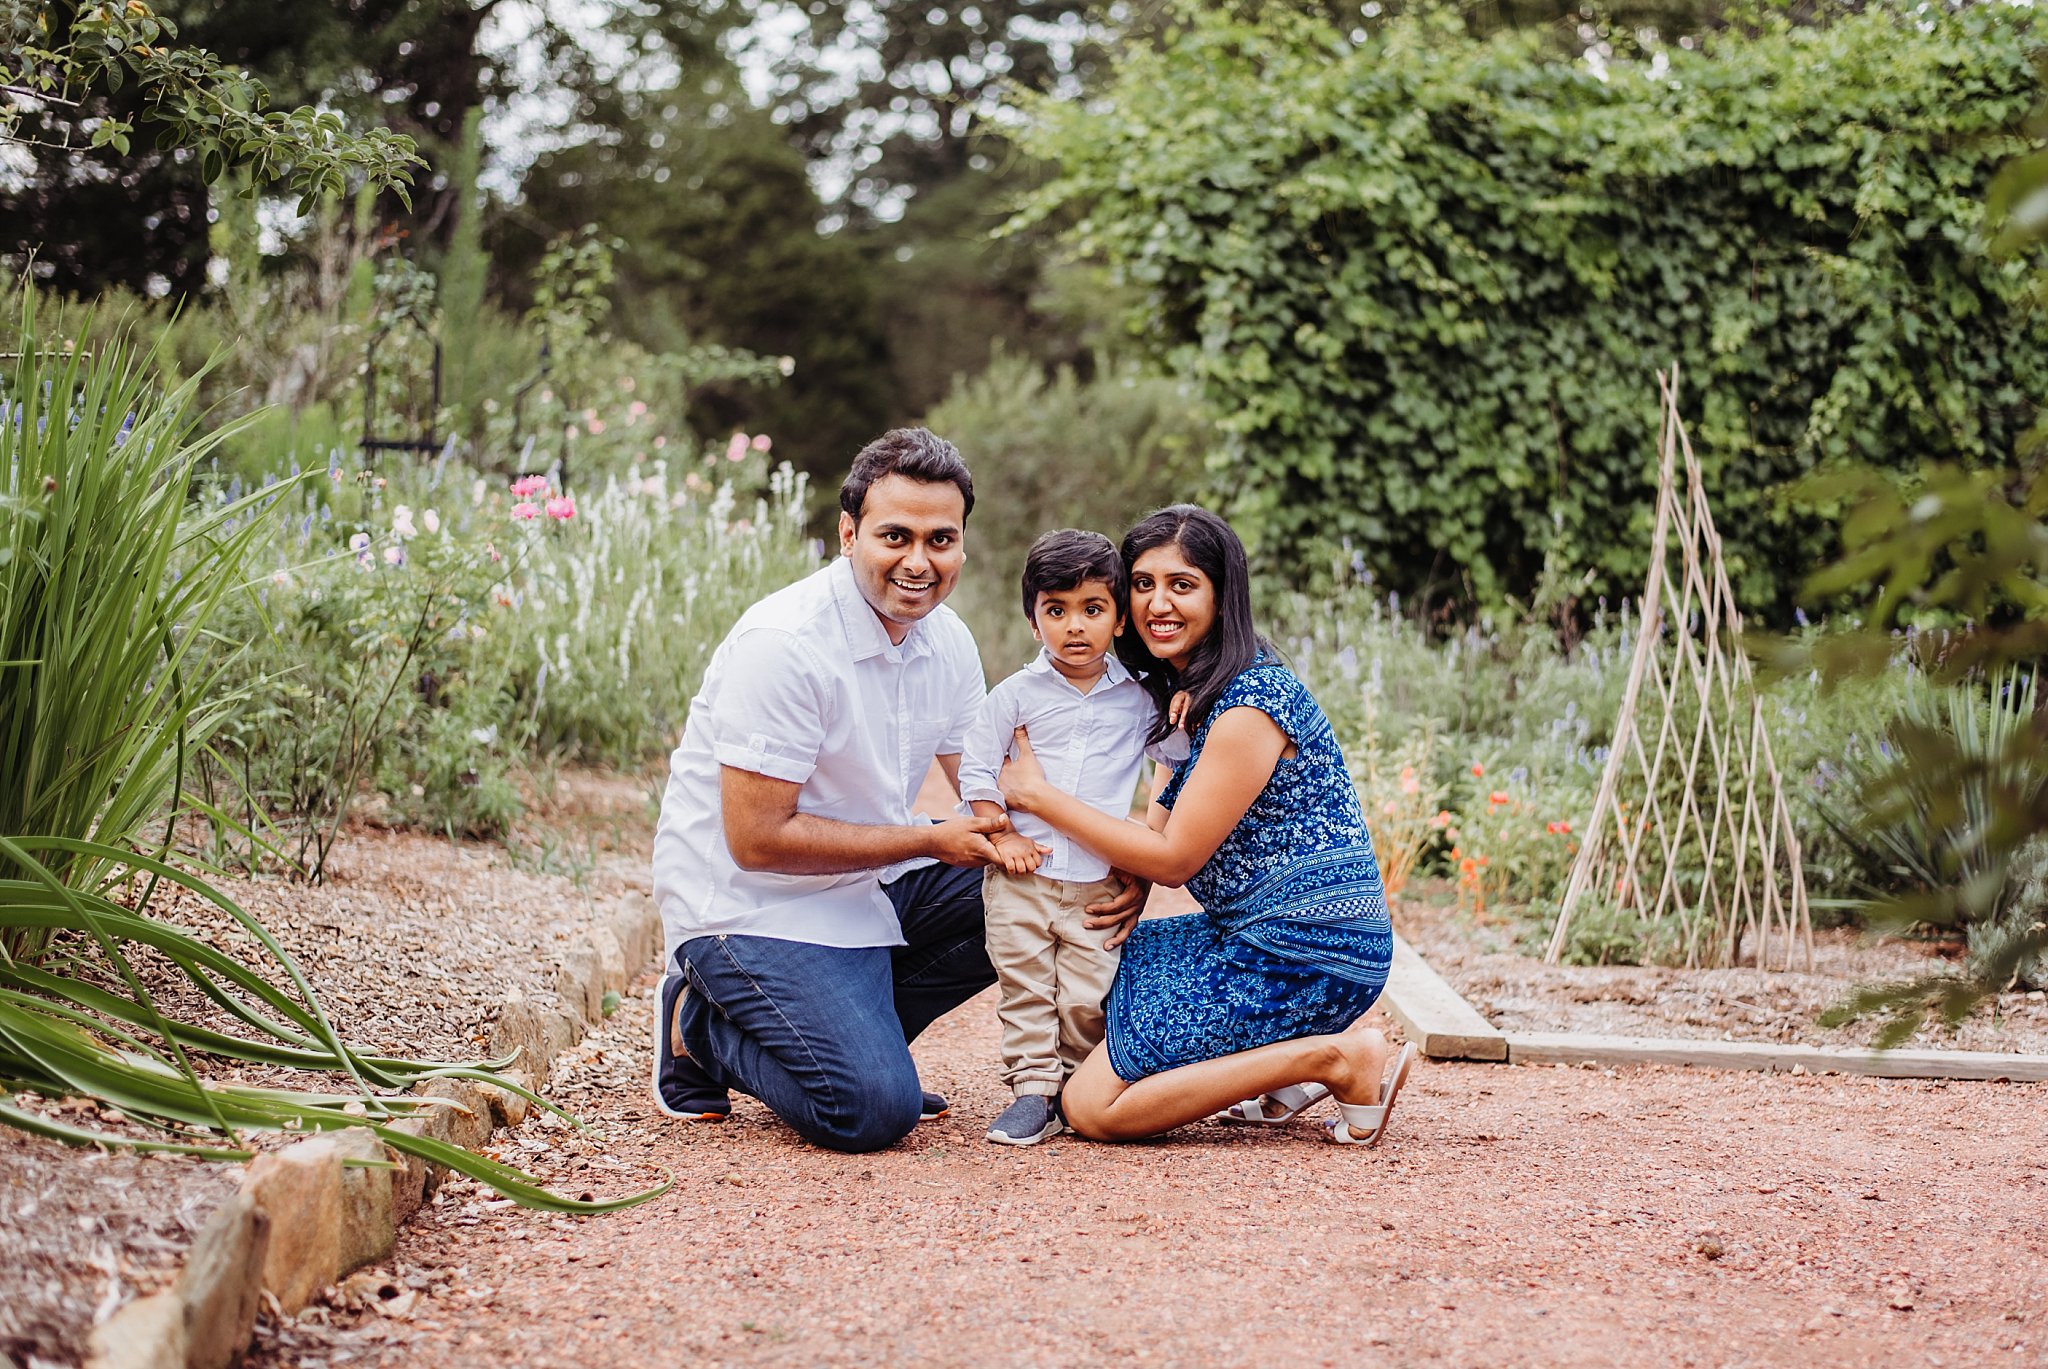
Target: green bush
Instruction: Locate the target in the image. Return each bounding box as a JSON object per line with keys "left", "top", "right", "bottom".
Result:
{"left": 1017, "top": 3, "right": 2048, "bottom": 615}
{"left": 200, "top": 438, "right": 816, "bottom": 866}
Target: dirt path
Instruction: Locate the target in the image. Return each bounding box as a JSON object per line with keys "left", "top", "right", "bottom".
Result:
{"left": 252, "top": 974, "right": 2046, "bottom": 1369}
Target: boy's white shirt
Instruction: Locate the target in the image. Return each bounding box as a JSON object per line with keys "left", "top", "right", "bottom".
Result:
{"left": 955, "top": 649, "right": 1157, "bottom": 883}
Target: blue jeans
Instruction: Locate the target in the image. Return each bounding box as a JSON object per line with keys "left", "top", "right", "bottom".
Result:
{"left": 672, "top": 861, "right": 993, "bottom": 1153}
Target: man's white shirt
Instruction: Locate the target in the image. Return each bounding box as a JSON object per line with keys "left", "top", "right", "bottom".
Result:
{"left": 955, "top": 650, "right": 1158, "bottom": 884}
{"left": 651, "top": 556, "right": 984, "bottom": 961}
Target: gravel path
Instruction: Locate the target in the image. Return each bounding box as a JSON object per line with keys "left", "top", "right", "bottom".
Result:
{"left": 252, "top": 973, "right": 2047, "bottom": 1369}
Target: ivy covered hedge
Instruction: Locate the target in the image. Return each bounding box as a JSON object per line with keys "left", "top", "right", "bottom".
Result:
{"left": 1016, "top": 5, "right": 2048, "bottom": 614}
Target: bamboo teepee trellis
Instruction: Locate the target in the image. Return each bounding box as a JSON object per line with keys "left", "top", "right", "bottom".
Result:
{"left": 1544, "top": 367, "right": 1812, "bottom": 971}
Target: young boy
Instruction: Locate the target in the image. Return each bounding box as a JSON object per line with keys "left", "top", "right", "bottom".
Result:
{"left": 956, "top": 530, "right": 1160, "bottom": 1145}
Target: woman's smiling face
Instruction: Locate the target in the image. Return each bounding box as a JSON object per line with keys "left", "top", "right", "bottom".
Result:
{"left": 1129, "top": 543, "right": 1216, "bottom": 666}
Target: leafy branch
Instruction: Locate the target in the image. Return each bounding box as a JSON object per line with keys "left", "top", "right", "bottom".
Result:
{"left": 1, "top": 0, "right": 423, "bottom": 211}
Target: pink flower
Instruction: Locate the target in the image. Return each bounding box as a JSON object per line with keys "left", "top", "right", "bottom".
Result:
{"left": 511, "top": 501, "right": 540, "bottom": 521}
{"left": 544, "top": 495, "right": 577, "bottom": 521}
{"left": 484, "top": 541, "right": 502, "bottom": 563}
{"left": 1399, "top": 766, "right": 1419, "bottom": 796}
{"left": 382, "top": 545, "right": 404, "bottom": 567}
{"left": 750, "top": 434, "right": 771, "bottom": 452}
{"left": 629, "top": 400, "right": 648, "bottom": 417}
{"left": 587, "top": 419, "right": 605, "bottom": 435}
{"left": 510, "top": 475, "right": 549, "bottom": 499}
{"left": 725, "top": 432, "right": 749, "bottom": 463}
{"left": 1429, "top": 810, "right": 1452, "bottom": 830}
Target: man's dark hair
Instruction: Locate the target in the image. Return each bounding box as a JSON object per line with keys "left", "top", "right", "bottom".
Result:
{"left": 839, "top": 427, "right": 975, "bottom": 523}
{"left": 1019, "top": 529, "right": 1126, "bottom": 621}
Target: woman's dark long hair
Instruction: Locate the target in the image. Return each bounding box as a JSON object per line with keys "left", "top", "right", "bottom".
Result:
{"left": 1114, "top": 505, "right": 1271, "bottom": 744}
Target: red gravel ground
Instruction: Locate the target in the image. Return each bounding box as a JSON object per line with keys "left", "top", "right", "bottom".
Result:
{"left": 252, "top": 975, "right": 2047, "bottom": 1369}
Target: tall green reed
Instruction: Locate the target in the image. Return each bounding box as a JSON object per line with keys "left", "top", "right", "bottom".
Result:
{"left": 0, "top": 294, "right": 661, "bottom": 1209}
{"left": 0, "top": 292, "right": 266, "bottom": 931}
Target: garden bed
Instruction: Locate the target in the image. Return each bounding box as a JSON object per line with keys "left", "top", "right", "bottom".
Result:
{"left": 0, "top": 774, "right": 655, "bottom": 1367}
{"left": 1394, "top": 887, "right": 2048, "bottom": 1056}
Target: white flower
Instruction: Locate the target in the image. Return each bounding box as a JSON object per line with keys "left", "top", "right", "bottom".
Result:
{"left": 422, "top": 508, "right": 441, "bottom": 535}
{"left": 468, "top": 724, "right": 499, "bottom": 746}
{"left": 383, "top": 545, "right": 404, "bottom": 566}
{"left": 391, "top": 505, "right": 417, "bottom": 539}
{"left": 270, "top": 569, "right": 292, "bottom": 588}
{"left": 348, "top": 532, "right": 371, "bottom": 553}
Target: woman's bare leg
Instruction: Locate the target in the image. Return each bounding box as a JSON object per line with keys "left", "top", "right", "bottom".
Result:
{"left": 1063, "top": 1016, "right": 1394, "bottom": 1142}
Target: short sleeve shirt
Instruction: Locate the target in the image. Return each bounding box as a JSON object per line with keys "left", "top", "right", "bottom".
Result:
{"left": 651, "top": 557, "right": 985, "bottom": 957}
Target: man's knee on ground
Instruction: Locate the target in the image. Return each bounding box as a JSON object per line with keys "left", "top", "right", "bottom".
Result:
{"left": 792, "top": 1081, "right": 923, "bottom": 1154}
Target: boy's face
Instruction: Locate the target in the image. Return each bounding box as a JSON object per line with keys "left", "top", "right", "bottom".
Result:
{"left": 1030, "top": 579, "right": 1125, "bottom": 680}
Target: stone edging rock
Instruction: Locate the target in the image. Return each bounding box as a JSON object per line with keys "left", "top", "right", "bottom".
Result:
{"left": 83, "top": 892, "right": 662, "bottom": 1369}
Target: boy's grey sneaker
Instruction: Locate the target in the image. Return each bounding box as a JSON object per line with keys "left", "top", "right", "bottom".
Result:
{"left": 986, "top": 1093, "right": 1064, "bottom": 1146}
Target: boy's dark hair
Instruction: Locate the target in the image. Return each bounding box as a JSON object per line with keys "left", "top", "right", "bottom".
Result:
{"left": 839, "top": 427, "right": 975, "bottom": 523}
{"left": 1020, "top": 529, "right": 1126, "bottom": 621}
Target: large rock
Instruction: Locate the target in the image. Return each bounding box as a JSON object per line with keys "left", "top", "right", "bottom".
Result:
{"left": 414, "top": 1079, "right": 494, "bottom": 1152}
{"left": 555, "top": 944, "right": 605, "bottom": 1021}
{"left": 243, "top": 1137, "right": 344, "bottom": 1314}
{"left": 385, "top": 1116, "right": 440, "bottom": 1215}
{"left": 331, "top": 1126, "right": 397, "bottom": 1274}
{"left": 487, "top": 994, "right": 549, "bottom": 1075}
{"left": 480, "top": 1067, "right": 536, "bottom": 1129}
{"left": 85, "top": 1291, "right": 184, "bottom": 1369}
{"left": 610, "top": 892, "right": 661, "bottom": 974}
{"left": 174, "top": 1190, "right": 269, "bottom": 1369}
{"left": 586, "top": 923, "right": 629, "bottom": 993}
{"left": 540, "top": 1001, "right": 586, "bottom": 1058}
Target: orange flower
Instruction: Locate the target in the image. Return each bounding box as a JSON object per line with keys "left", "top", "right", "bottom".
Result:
{"left": 1429, "top": 809, "right": 1452, "bottom": 829}
{"left": 1471, "top": 763, "right": 1485, "bottom": 778}
{"left": 1489, "top": 790, "right": 1509, "bottom": 806}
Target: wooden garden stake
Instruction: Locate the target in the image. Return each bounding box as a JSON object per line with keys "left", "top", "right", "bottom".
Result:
{"left": 1545, "top": 366, "right": 1812, "bottom": 970}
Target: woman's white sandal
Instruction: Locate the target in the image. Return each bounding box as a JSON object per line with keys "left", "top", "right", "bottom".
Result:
{"left": 1217, "top": 1082, "right": 1331, "bottom": 1125}
{"left": 1324, "top": 1042, "right": 1416, "bottom": 1147}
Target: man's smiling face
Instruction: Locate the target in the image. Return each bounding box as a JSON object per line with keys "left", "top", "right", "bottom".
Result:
{"left": 839, "top": 473, "right": 967, "bottom": 644}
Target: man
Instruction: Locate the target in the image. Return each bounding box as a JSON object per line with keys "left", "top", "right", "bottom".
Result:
{"left": 650, "top": 427, "right": 1139, "bottom": 1153}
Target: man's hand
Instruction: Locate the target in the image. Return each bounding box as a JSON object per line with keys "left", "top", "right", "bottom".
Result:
{"left": 928, "top": 811, "right": 1010, "bottom": 868}
{"left": 1084, "top": 868, "right": 1150, "bottom": 950}
{"left": 990, "top": 828, "right": 1049, "bottom": 876}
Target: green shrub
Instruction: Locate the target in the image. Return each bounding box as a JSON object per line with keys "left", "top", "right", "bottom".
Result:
{"left": 1017, "top": 3, "right": 2048, "bottom": 615}
{"left": 200, "top": 437, "right": 816, "bottom": 863}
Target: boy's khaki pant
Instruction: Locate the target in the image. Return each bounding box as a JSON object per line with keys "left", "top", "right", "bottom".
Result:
{"left": 982, "top": 868, "right": 1124, "bottom": 1097}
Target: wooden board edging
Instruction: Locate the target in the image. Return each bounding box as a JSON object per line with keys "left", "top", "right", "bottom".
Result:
{"left": 1504, "top": 1031, "right": 2048, "bottom": 1082}
{"left": 1383, "top": 933, "right": 1508, "bottom": 1061}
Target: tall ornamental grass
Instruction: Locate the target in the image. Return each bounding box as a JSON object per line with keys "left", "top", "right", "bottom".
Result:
{"left": 0, "top": 297, "right": 659, "bottom": 1210}
{"left": 0, "top": 297, "right": 262, "bottom": 924}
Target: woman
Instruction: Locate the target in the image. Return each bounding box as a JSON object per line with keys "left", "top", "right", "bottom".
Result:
{"left": 998, "top": 505, "right": 1414, "bottom": 1145}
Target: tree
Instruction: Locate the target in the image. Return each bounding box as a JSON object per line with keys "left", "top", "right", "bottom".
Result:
{"left": 2, "top": 0, "right": 422, "bottom": 294}
{"left": 505, "top": 85, "right": 894, "bottom": 480}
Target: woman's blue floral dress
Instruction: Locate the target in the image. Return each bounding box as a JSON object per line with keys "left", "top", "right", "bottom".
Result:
{"left": 1104, "top": 657, "right": 1394, "bottom": 1082}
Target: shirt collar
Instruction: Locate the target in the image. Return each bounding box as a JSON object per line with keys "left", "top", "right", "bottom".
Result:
{"left": 1026, "top": 647, "right": 1132, "bottom": 689}
{"left": 830, "top": 556, "right": 933, "bottom": 663}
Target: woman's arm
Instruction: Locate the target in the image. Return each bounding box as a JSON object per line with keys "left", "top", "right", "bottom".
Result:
{"left": 1001, "top": 707, "right": 1289, "bottom": 887}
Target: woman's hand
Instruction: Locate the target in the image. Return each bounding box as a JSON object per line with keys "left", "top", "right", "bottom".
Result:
{"left": 1084, "top": 870, "right": 1150, "bottom": 950}
{"left": 997, "top": 726, "right": 1049, "bottom": 814}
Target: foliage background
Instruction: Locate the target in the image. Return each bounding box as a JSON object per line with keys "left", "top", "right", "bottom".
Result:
{"left": 1016, "top": 4, "right": 2048, "bottom": 616}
